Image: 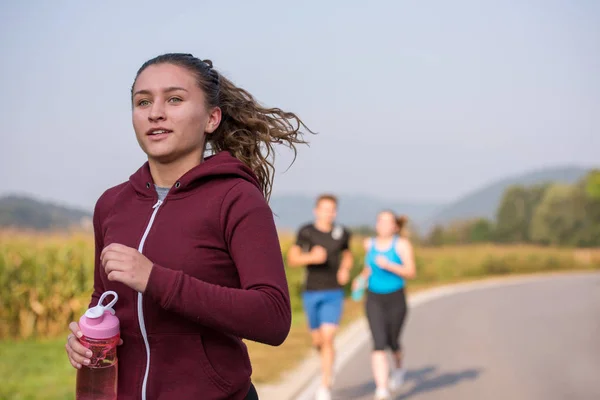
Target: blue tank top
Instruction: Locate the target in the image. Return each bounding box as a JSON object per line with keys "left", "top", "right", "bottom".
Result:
{"left": 365, "top": 235, "right": 405, "bottom": 294}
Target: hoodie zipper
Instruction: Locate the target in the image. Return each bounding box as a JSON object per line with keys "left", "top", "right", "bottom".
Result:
{"left": 137, "top": 198, "right": 163, "bottom": 400}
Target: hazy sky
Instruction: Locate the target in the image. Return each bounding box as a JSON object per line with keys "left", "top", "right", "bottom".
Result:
{"left": 1, "top": 0, "right": 598, "bottom": 211}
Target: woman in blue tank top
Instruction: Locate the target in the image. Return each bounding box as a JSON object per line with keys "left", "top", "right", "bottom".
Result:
{"left": 352, "top": 210, "right": 417, "bottom": 400}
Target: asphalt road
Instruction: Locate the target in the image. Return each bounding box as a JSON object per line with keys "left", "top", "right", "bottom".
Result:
{"left": 329, "top": 273, "right": 600, "bottom": 400}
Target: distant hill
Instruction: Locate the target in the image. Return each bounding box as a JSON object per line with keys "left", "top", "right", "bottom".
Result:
{"left": 0, "top": 165, "right": 592, "bottom": 234}
{"left": 271, "top": 166, "right": 592, "bottom": 235}
{"left": 0, "top": 192, "right": 439, "bottom": 234}
{"left": 269, "top": 194, "right": 441, "bottom": 234}
{"left": 0, "top": 195, "right": 92, "bottom": 230}
{"left": 422, "top": 166, "right": 590, "bottom": 232}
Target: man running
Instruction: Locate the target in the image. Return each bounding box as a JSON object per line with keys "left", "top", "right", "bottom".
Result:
{"left": 287, "top": 194, "right": 354, "bottom": 400}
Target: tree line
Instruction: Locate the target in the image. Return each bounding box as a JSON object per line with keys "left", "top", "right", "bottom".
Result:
{"left": 425, "top": 170, "right": 600, "bottom": 247}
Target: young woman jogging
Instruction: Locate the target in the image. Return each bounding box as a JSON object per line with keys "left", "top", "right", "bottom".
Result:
{"left": 65, "top": 53, "right": 313, "bottom": 399}
{"left": 353, "top": 211, "right": 417, "bottom": 400}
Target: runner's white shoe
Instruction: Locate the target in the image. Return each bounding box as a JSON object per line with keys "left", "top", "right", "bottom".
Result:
{"left": 374, "top": 386, "right": 391, "bottom": 400}
{"left": 315, "top": 386, "right": 331, "bottom": 400}
{"left": 389, "top": 367, "right": 406, "bottom": 391}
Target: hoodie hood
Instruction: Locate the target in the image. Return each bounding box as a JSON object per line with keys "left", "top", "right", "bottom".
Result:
{"left": 128, "top": 151, "right": 261, "bottom": 199}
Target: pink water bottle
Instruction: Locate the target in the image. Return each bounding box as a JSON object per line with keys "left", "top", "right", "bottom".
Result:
{"left": 76, "top": 291, "right": 120, "bottom": 400}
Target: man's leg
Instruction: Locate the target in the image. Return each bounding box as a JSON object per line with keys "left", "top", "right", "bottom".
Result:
{"left": 318, "top": 323, "right": 337, "bottom": 387}
{"left": 302, "top": 291, "right": 322, "bottom": 351}
{"left": 317, "top": 290, "right": 345, "bottom": 388}
{"left": 304, "top": 292, "right": 333, "bottom": 400}
{"left": 311, "top": 329, "right": 323, "bottom": 353}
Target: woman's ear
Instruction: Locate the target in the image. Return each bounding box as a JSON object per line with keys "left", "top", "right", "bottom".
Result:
{"left": 205, "top": 106, "right": 222, "bottom": 134}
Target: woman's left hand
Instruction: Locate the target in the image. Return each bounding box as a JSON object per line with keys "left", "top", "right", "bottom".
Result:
{"left": 101, "top": 243, "right": 154, "bottom": 292}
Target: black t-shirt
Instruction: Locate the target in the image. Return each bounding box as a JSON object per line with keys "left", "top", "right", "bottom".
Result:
{"left": 295, "top": 223, "right": 351, "bottom": 291}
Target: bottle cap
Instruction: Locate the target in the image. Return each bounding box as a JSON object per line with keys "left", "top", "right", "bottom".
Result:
{"left": 79, "top": 291, "right": 120, "bottom": 339}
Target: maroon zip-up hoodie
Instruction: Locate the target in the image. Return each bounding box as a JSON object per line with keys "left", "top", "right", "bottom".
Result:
{"left": 89, "top": 151, "right": 292, "bottom": 400}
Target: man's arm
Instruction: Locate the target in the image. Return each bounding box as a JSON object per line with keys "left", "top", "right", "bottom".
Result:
{"left": 287, "top": 245, "right": 321, "bottom": 267}
{"left": 336, "top": 229, "right": 354, "bottom": 285}
{"left": 340, "top": 250, "right": 353, "bottom": 271}
{"left": 286, "top": 227, "right": 325, "bottom": 267}
{"left": 340, "top": 228, "right": 353, "bottom": 271}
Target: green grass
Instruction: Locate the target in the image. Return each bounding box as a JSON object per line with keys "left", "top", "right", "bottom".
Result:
{"left": 0, "top": 338, "right": 76, "bottom": 400}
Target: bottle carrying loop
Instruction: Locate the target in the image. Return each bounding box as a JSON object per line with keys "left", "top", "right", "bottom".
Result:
{"left": 84, "top": 291, "right": 119, "bottom": 319}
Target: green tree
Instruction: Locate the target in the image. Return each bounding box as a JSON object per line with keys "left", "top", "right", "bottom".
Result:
{"left": 469, "top": 218, "right": 495, "bottom": 243}
{"left": 529, "top": 184, "right": 582, "bottom": 246}
{"left": 578, "top": 170, "right": 600, "bottom": 246}
{"left": 441, "top": 220, "right": 470, "bottom": 244}
{"left": 585, "top": 169, "right": 600, "bottom": 200}
{"left": 426, "top": 225, "right": 445, "bottom": 246}
{"left": 495, "top": 186, "right": 528, "bottom": 242}
{"left": 495, "top": 184, "right": 549, "bottom": 243}
{"left": 527, "top": 171, "right": 600, "bottom": 247}
{"left": 406, "top": 221, "right": 423, "bottom": 245}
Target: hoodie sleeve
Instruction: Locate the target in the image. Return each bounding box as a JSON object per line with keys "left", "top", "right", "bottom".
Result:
{"left": 145, "top": 181, "right": 292, "bottom": 346}
{"left": 88, "top": 189, "right": 115, "bottom": 309}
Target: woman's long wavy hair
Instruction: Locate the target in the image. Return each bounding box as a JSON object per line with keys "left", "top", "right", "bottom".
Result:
{"left": 132, "top": 53, "right": 315, "bottom": 201}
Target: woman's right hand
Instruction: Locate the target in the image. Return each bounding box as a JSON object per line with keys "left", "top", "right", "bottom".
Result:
{"left": 65, "top": 322, "right": 92, "bottom": 369}
{"left": 351, "top": 276, "right": 364, "bottom": 291}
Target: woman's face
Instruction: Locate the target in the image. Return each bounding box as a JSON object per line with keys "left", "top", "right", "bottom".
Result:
{"left": 376, "top": 211, "right": 398, "bottom": 237}
{"left": 131, "top": 63, "right": 221, "bottom": 164}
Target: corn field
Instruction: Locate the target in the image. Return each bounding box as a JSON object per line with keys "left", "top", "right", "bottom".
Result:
{"left": 1, "top": 230, "right": 599, "bottom": 340}
{"left": 0, "top": 230, "right": 94, "bottom": 339}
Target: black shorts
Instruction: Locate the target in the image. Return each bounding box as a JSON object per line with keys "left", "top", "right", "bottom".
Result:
{"left": 365, "top": 288, "right": 408, "bottom": 352}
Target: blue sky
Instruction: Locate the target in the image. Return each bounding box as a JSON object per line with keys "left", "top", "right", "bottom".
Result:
{"left": 1, "top": 0, "right": 598, "bottom": 210}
